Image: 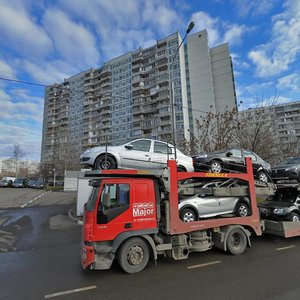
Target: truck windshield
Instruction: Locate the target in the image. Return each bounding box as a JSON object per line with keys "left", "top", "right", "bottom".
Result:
{"left": 86, "top": 187, "right": 100, "bottom": 212}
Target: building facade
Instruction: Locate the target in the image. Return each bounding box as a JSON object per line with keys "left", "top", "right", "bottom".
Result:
{"left": 238, "top": 100, "right": 300, "bottom": 163}
{"left": 41, "top": 30, "right": 236, "bottom": 168}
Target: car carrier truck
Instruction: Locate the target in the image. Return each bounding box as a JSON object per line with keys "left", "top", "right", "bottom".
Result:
{"left": 81, "top": 158, "right": 300, "bottom": 274}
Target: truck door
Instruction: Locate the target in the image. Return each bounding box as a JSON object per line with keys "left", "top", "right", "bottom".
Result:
{"left": 95, "top": 180, "right": 132, "bottom": 241}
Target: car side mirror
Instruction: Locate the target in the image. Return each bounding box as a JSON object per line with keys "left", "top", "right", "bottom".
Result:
{"left": 226, "top": 151, "right": 233, "bottom": 157}
{"left": 125, "top": 144, "right": 133, "bottom": 150}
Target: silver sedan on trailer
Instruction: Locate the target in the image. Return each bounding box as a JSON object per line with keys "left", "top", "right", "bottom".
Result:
{"left": 80, "top": 139, "right": 194, "bottom": 172}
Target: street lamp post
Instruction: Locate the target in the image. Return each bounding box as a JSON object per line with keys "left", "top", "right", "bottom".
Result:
{"left": 170, "top": 21, "right": 195, "bottom": 159}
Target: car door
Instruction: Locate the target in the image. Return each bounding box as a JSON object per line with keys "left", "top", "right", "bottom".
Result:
{"left": 120, "top": 139, "right": 151, "bottom": 169}
{"left": 226, "top": 148, "right": 244, "bottom": 172}
{"left": 218, "top": 196, "right": 237, "bottom": 214}
{"left": 150, "top": 141, "right": 174, "bottom": 169}
{"left": 195, "top": 195, "right": 221, "bottom": 218}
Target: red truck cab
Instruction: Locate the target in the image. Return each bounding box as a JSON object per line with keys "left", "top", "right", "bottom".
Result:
{"left": 81, "top": 176, "right": 160, "bottom": 270}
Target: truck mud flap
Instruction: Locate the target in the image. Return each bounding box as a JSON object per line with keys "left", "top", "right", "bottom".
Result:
{"left": 264, "top": 220, "right": 300, "bottom": 238}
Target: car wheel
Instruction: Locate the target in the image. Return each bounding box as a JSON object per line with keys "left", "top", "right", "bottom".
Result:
{"left": 235, "top": 202, "right": 249, "bottom": 217}
{"left": 258, "top": 171, "right": 268, "bottom": 183}
{"left": 226, "top": 228, "right": 247, "bottom": 255}
{"left": 94, "top": 155, "right": 116, "bottom": 170}
{"left": 180, "top": 208, "right": 197, "bottom": 222}
{"left": 118, "top": 237, "right": 150, "bottom": 274}
{"left": 288, "top": 212, "right": 300, "bottom": 222}
{"left": 210, "top": 160, "right": 222, "bottom": 173}
{"left": 177, "top": 166, "right": 186, "bottom": 172}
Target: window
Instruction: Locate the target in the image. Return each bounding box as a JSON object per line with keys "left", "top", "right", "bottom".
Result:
{"left": 154, "top": 141, "right": 172, "bottom": 154}
{"left": 230, "top": 149, "right": 242, "bottom": 158}
{"left": 97, "top": 183, "right": 130, "bottom": 224}
{"left": 130, "top": 140, "right": 151, "bottom": 152}
{"left": 244, "top": 150, "right": 257, "bottom": 161}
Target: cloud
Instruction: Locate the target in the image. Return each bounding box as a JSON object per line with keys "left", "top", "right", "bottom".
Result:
{"left": 233, "top": 0, "right": 276, "bottom": 17}
{"left": 0, "top": 1, "right": 52, "bottom": 58}
{"left": 0, "top": 60, "right": 17, "bottom": 79}
{"left": 0, "top": 87, "right": 43, "bottom": 160}
{"left": 191, "top": 11, "right": 251, "bottom": 47}
{"left": 42, "top": 8, "right": 100, "bottom": 68}
{"left": 277, "top": 73, "right": 300, "bottom": 91}
{"left": 248, "top": 0, "right": 300, "bottom": 77}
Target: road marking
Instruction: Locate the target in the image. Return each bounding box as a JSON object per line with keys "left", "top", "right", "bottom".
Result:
{"left": 187, "top": 260, "right": 221, "bottom": 269}
{"left": 276, "top": 245, "right": 295, "bottom": 251}
{"left": 21, "top": 191, "right": 51, "bottom": 208}
{"left": 44, "top": 285, "right": 97, "bottom": 298}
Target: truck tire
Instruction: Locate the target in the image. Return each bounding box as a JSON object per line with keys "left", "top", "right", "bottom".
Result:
{"left": 94, "top": 155, "right": 116, "bottom": 170}
{"left": 234, "top": 202, "right": 249, "bottom": 217}
{"left": 288, "top": 212, "right": 300, "bottom": 222}
{"left": 226, "top": 228, "right": 247, "bottom": 255}
{"left": 118, "top": 237, "right": 150, "bottom": 274}
{"left": 210, "top": 160, "right": 222, "bottom": 173}
{"left": 180, "top": 208, "right": 197, "bottom": 222}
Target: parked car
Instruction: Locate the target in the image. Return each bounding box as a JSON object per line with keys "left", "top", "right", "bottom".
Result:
{"left": 179, "top": 180, "right": 250, "bottom": 222}
{"left": 27, "top": 179, "right": 37, "bottom": 188}
{"left": 271, "top": 157, "right": 300, "bottom": 183}
{"left": 193, "top": 147, "right": 271, "bottom": 182}
{"left": 80, "top": 139, "right": 194, "bottom": 172}
{"left": 13, "top": 178, "right": 28, "bottom": 188}
{"left": 0, "top": 179, "right": 13, "bottom": 187}
{"left": 33, "top": 179, "right": 45, "bottom": 189}
{"left": 259, "top": 188, "right": 300, "bottom": 222}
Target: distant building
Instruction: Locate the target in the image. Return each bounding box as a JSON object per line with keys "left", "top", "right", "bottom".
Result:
{"left": 0, "top": 158, "right": 39, "bottom": 177}
{"left": 41, "top": 29, "right": 237, "bottom": 167}
{"left": 238, "top": 100, "right": 300, "bottom": 162}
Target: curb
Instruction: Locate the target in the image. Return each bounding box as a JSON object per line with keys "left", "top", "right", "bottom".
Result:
{"left": 68, "top": 208, "right": 83, "bottom": 225}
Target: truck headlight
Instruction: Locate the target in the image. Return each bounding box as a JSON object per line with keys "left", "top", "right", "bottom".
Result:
{"left": 273, "top": 208, "right": 287, "bottom": 215}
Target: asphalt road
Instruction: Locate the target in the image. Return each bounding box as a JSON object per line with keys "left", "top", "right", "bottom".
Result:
{"left": 1, "top": 189, "right": 300, "bottom": 299}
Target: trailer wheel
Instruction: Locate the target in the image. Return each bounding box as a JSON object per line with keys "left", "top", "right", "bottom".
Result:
{"left": 118, "top": 237, "right": 150, "bottom": 274}
{"left": 180, "top": 208, "right": 197, "bottom": 222}
{"left": 288, "top": 212, "right": 300, "bottom": 222}
{"left": 226, "top": 228, "right": 247, "bottom": 255}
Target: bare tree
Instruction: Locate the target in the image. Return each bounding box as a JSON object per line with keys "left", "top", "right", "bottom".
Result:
{"left": 194, "top": 108, "right": 238, "bottom": 153}
{"left": 12, "top": 143, "right": 25, "bottom": 177}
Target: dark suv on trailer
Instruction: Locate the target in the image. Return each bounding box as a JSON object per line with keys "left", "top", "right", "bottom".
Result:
{"left": 259, "top": 188, "right": 300, "bottom": 222}
{"left": 271, "top": 157, "right": 300, "bottom": 183}
{"left": 193, "top": 147, "right": 271, "bottom": 182}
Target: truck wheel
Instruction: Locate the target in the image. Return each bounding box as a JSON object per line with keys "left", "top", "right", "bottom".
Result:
{"left": 180, "top": 208, "right": 197, "bottom": 222}
{"left": 94, "top": 155, "right": 116, "bottom": 170}
{"left": 234, "top": 202, "right": 249, "bottom": 217}
{"left": 226, "top": 228, "right": 247, "bottom": 255}
{"left": 210, "top": 160, "right": 222, "bottom": 173}
{"left": 258, "top": 171, "right": 268, "bottom": 183}
{"left": 288, "top": 212, "right": 300, "bottom": 222}
{"left": 118, "top": 238, "right": 150, "bottom": 274}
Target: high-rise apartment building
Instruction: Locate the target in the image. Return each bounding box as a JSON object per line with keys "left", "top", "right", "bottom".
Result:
{"left": 238, "top": 100, "right": 300, "bottom": 163}
{"left": 41, "top": 30, "right": 236, "bottom": 168}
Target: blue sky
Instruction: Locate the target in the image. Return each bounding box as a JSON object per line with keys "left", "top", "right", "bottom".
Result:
{"left": 0, "top": 0, "right": 299, "bottom": 161}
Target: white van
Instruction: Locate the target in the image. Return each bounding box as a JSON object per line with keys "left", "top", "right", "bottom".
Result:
{"left": 0, "top": 177, "right": 16, "bottom": 187}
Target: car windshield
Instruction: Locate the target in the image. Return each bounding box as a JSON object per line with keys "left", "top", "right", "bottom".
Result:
{"left": 278, "top": 158, "right": 300, "bottom": 165}
{"left": 14, "top": 179, "right": 24, "bottom": 183}
{"left": 269, "top": 189, "right": 298, "bottom": 203}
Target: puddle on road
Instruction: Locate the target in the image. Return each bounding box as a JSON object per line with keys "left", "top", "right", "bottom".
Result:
{"left": 0, "top": 205, "right": 80, "bottom": 253}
